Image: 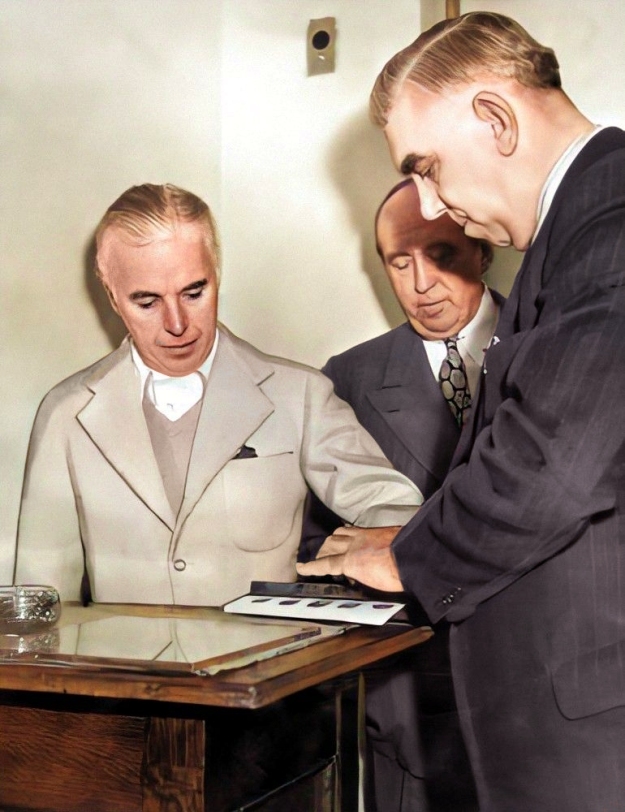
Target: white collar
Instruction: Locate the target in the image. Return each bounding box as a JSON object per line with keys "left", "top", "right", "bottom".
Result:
{"left": 533, "top": 125, "right": 604, "bottom": 243}
{"left": 422, "top": 286, "right": 499, "bottom": 395}
{"left": 131, "top": 329, "right": 220, "bottom": 420}
{"left": 455, "top": 285, "right": 499, "bottom": 368}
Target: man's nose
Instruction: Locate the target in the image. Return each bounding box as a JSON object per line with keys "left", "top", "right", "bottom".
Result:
{"left": 413, "top": 176, "right": 448, "bottom": 221}
{"left": 413, "top": 255, "right": 437, "bottom": 293}
{"left": 162, "top": 301, "right": 187, "bottom": 336}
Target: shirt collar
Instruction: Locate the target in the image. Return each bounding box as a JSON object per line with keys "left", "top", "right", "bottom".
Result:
{"left": 130, "top": 328, "right": 220, "bottom": 397}
{"left": 532, "top": 125, "right": 604, "bottom": 243}
{"left": 456, "top": 285, "right": 499, "bottom": 367}
{"left": 421, "top": 286, "right": 499, "bottom": 396}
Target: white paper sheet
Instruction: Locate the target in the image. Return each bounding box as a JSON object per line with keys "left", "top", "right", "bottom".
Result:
{"left": 223, "top": 594, "right": 405, "bottom": 626}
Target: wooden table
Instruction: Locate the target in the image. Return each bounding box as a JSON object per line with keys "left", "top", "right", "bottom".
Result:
{"left": 0, "top": 603, "right": 431, "bottom": 812}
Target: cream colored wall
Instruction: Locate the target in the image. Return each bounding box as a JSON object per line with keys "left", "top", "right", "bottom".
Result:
{"left": 0, "top": 0, "right": 419, "bottom": 582}
{"left": 2, "top": 0, "right": 624, "bottom": 583}
{"left": 217, "top": 1, "right": 418, "bottom": 362}
{"left": 1, "top": 0, "right": 223, "bottom": 581}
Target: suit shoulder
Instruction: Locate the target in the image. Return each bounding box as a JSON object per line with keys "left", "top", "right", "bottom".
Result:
{"left": 556, "top": 129, "right": 625, "bottom": 223}
{"left": 218, "top": 324, "right": 328, "bottom": 384}
{"left": 327, "top": 324, "right": 408, "bottom": 367}
{"left": 324, "top": 324, "right": 412, "bottom": 384}
{"left": 34, "top": 347, "right": 123, "bottom": 423}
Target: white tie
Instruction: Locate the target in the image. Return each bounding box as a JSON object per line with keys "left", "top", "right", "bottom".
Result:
{"left": 148, "top": 372, "right": 204, "bottom": 421}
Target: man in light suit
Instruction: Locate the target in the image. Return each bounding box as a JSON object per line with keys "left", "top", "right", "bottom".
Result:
{"left": 298, "top": 12, "right": 625, "bottom": 811}
{"left": 301, "top": 179, "right": 501, "bottom": 812}
{"left": 14, "top": 183, "right": 422, "bottom": 607}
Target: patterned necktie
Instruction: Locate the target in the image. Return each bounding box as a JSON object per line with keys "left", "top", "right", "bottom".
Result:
{"left": 439, "top": 336, "right": 471, "bottom": 427}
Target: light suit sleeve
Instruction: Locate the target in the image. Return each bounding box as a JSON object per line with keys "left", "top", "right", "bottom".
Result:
{"left": 299, "top": 370, "right": 423, "bottom": 527}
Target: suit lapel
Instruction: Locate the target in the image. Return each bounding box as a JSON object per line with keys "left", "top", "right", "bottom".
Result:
{"left": 366, "top": 325, "right": 459, "bottom": 484}
{"left": 77, "top": 342, "right": 176, "bottom": 529}
{"left": 177, "top": 329, "right": 275, "bottom": 526}
{"left": 459, "top": 131, "right": 625, "bottom": 465}
{"left": 507, "top": 127, "right": 625, "bottom": 338}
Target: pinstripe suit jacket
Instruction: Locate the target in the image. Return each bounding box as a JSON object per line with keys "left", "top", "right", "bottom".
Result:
{"left": 392, "top": 128, "right": 625, "bottom": 808}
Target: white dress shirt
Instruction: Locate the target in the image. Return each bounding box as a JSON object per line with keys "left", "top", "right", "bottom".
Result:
{"left": 423, "top": 286, "right": 500, "bottom": 395}
{"left": 533, "top": 125, "right": 604, "bottom": 242}
{"left": 131, "top": 329, "right": 220, "bottom": 421}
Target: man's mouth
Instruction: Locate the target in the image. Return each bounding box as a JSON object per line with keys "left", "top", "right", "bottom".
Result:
{"left": 417, "top": 299, "right": 445, "bottom": 311}
{"left": 159, "top": 339, "right": 197, "bottom": 351}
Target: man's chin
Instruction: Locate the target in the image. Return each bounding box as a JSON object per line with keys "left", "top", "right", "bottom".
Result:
{"left": 409, "top": 318, "right": 461, "bottom": 342}
{"left": 149, "top": 350, "right": 203, "bottom": 377}
{"left": 465, "top": 221, "right": 512, "bottom": 248}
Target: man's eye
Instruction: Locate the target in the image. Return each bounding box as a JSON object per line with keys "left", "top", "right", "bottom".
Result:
{"left": 419, "top": 163, "right": 437, "bottom": 182}
{"left": 137, "top": 300, "right": 157, "bottom": 310}
{"left": 186, "top": 289, "right": 204, "bottom": 300}
{"left": 391, "top": 259, "right": 410, "bottom": 271}
{"left": 430, "top": 249, "right": 456, "bottom": 269}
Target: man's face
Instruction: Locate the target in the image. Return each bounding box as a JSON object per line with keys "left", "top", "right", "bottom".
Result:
{"left": 100, "top": 222, "right": 218, "bottom": 376}
{"left": 385, "top": 82, "right": 524, "bottom": 250}
{"left": 377, "top": 183, "right": 485, "bottom": 340}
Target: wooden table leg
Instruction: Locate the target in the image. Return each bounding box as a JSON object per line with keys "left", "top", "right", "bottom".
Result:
{"left": 142, "top": 717, "right": 205, "bottom": 812}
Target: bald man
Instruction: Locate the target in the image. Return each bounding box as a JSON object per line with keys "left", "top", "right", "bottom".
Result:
{"left": 302, "top": 179, "right": 503, "bottom": 812}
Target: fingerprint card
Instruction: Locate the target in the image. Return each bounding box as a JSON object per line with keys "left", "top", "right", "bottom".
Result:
{"left": 223, "top": 594, "right": 405, "bottom": 626}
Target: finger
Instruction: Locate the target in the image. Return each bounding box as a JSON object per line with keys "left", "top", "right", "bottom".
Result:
{"left": 330, "top": 525, "right": 358, "bottom": 538}
{"left": 296, "top": 555, "right": 347, "bottom": 578}
{"left": 317, "top": 536, "right": 351, "bottom": 558}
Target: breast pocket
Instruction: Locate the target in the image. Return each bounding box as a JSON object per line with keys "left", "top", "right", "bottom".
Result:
{"left": 222, "top": 451, "right": 306, "bottom": 551}
{"left": 552, "top": 639, "right": 625, "bottom": 720}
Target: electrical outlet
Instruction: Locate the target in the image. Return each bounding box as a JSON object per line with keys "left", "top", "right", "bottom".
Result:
{"left": 307, "top": 17, "right": 336, "bottom": 76}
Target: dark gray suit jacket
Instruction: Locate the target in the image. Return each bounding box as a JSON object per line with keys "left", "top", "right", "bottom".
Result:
{"left": 392, "top": 128, "right": 625, "bottom": 811}
{"left": 301, "top": 295, "right": 503, "bottom": 809}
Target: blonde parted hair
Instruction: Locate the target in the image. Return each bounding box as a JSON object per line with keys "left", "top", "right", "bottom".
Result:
{"left": 370, "top": 12, "right": 561, "bottom": 127}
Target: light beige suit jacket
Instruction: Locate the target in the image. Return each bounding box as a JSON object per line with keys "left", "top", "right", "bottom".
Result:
{"left": 15, "top": 326, "right": 422, "bottom": 605}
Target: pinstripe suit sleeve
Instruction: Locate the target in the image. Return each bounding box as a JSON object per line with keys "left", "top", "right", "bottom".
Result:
{"left": 393, "top": 144, "right": 625, "bottom": 623}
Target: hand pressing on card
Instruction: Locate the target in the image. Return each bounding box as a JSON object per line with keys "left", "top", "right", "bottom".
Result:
{"left": 296, "top": 525, "right": 404, "bottom": 592}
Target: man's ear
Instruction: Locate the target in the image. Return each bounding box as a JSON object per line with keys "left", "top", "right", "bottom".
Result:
{"left": 101, "top": 279, "right": 120, "bottom": 315}
{"left": 472, "top": 91, "right": 518, "bottom": 157}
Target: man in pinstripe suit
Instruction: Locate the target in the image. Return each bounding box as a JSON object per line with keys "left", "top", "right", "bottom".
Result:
{"left": 299, "top": 12, "right": 625, "bottom": 811}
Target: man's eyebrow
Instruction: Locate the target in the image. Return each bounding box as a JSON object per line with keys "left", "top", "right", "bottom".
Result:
{"left": 181, "top": 278, "right": 208, "bottom": 293}
{"left": 129, "top": 278, "right": 208, "bottom": 301}
{"left": 385, "top": 249, "right": 411, "bottom": 263}
{"left": 130, "top": 289, "right": 159, "bottom": 301}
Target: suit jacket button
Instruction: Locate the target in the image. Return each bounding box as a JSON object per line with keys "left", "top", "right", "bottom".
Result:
{"left": 173, "top": 559, "right": 187, "bottom": 572}
{"left": 441, "top": 587, "right": 462, "bottom": 605}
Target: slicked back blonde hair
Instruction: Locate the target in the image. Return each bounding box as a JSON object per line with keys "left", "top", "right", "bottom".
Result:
{"left": 370, "top": 11, "right": 561, "bottom": 127}
{"left": 95, "top": 183, "right": 221, "bottom": 281}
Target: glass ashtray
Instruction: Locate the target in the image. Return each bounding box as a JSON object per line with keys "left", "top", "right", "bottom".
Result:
{"left": 0, "top": 585, "right": 61, "bottom": 636}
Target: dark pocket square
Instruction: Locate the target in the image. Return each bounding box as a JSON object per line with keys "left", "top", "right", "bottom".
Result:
{"left": 234, "top": 445, "right": 258, "bottom": 459}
